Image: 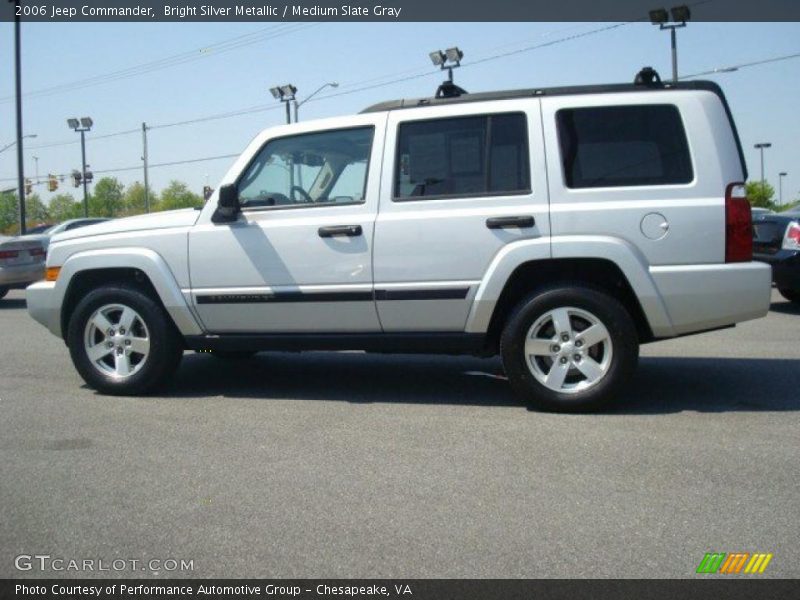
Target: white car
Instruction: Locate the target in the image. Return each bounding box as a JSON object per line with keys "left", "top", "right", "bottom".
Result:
{"left": 26, "top": 68, "right": 771, "bottom": 411}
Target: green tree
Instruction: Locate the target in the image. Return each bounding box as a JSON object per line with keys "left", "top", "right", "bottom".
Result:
{"left": 48, "top": 193, "right": 82, "bottom": 222}
{"left": 746, "top": 181, "right": 775, "bottom": 209}
{"left": 123, "top": 181, "right": 158, "bottom": 216}
{"left": 25, "top": 193, "right": 50, "bottom": 226}
{"left": 0, "top": 190, "right": 19, "bottom": 234}
{"left": 89, "top": 177, "right": 125, "bottom": 218}
{"left": 158, "top": 180, "right": 202, "bottom": 211}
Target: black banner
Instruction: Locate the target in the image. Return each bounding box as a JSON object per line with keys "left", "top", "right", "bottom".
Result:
{"left": 2, "top": 0, "right": 800, "bottom": 22}
{"left": 3, "top": 580, "right": 800, "bottom": 600}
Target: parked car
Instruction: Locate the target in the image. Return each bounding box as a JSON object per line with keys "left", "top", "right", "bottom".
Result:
{"left": 26, "top": 69, "right": 771, "bottom": 412}
{"left": 753, "top": 209, "right": 800, "bottom": 304}
{"left": 750, "top": 207, "right": 774, "bottom": 216}
{"left": 22, "top": 218, "right": 110, "bottom": 251}
{"left": 0, "top": 235, "right": 46, "bottom": 299}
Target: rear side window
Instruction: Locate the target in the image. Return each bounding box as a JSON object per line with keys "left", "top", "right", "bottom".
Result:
{"left": 394, "top": 113, "right": 530, "bottom": 200}
{"left": 556, "top": 105, "right": 693, "bottom": 188}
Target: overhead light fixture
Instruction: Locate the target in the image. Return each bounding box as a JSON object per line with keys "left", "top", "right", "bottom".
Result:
{"left": 649, "top": 8, "right": 669, "bottom": 24}
{"left": 279, "top": 84, "right": 297, "bottom": 99}
{"left": 445, "top": 47, "right": 463, "bottom": 64}
{"left": 670, "top": 5, "right": 691, "bottom": 23}
{"left": 429, "top": 50, "right": 446, "bottom": 66}
{"left": 80, "top": 117, "right": 93, "bottom": 129}
{"left": 269, "top": 87, "right": 281, "bottom": 99}
{"left": 67, "top": 118, "right": 80, "bottom": 130}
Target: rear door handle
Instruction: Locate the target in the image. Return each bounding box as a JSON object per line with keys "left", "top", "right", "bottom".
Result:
{"left": 486, "top": 215, "right": 535, "bottom": 229}
{"left": 318, "top": 224, "right": 363, "bottom": 238}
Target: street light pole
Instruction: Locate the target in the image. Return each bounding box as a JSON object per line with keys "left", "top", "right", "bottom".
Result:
{"left": 13, "top": 0, "right": 26, "bottom": 233}
{"left": 142, "top": 122, "right": 150, "bottom": 213}
{"left": 779, "top": 172, "right": 788, "bottom": 206}
{"left": 79, "top": 130, "right": 88, "bottom": 216}
{"left": 67, "top": 117, "right": 93, "bottom": 217}
{"left": 294, "top": 82, "right": 338, "bottom": 122}
{"left": 649, "top": 6, "right": 691, "bottom": 82}
{"left": 754, "top": 142, "right": 772, "bottom": 185}
{"left": 269, "top": 84, "right": 297, "bottom": 125}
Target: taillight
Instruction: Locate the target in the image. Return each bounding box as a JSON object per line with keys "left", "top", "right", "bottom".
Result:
{"left": 0, "top": 250, "right": 19, "bottom": 260}
{"left": 783, "top": 222, "right": 800, "bottom": 251}
{"left": 725, "top": 183, "right": 752, "bottom": 262}
{"left": 29, "top": 247, "right": 46, "bottom": 257}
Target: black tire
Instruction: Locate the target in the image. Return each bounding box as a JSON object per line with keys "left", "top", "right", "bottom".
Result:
{"left": 0, "top": 286, "right": 8, "bottom": 300}
{"left": 67, "top": 285, "right": 184, "bottom": 395}
{"left": 778, "top": 288, "right": 800, "bottom": 305}
{"left": 500, "top": 285, "right": 639, "bottom": 413}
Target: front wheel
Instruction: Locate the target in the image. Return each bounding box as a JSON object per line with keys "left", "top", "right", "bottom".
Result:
{"left": 500, "top": 286, "right": 639, "bottom": 412}
{"left": 778, "top": 288, "right": 800, "bottom": 305}
{"left": 67, "top": 285, "right": 184, "bottom": 395}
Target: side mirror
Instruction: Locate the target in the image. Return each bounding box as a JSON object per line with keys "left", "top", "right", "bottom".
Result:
{"left": 212, "top": 184, "right": 240, "bottom": 223}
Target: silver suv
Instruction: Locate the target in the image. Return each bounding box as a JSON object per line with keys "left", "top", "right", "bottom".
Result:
{"left": 26, "top": 72, "right": 771, "bottom": 411}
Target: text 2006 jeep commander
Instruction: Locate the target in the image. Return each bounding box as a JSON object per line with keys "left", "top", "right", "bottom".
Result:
{"left": 27, "top": 72, "right": 771, "bottom": 412}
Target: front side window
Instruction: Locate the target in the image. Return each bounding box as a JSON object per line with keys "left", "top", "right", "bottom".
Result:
{"left": 394, "top": 113, "right": 530, "bottom": 200}
{"left": 556, "top": 104, "right": 693, "bottom": 189}
{"left": 237, "top": 126, "right": 374, "bottom": 209}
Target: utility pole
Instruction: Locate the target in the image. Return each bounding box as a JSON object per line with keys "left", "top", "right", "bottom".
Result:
{"left": 13, "top": 0, "right": 26, "bottom": 234}
{"left": 649, "top": 6, "right": 691, "bottom": 82}
{"left": 142, "top": 122, "right": 150, "bottom": 213}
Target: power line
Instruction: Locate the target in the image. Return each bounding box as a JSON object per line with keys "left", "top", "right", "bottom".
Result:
{"left": 679, "top": 51, "right": 800, "bottom": 79}
{"left": 0, "top": 23, "right": 320, "bottom": 105}
{"left": 0, "top": 153, "right": 241, "bottom": 183}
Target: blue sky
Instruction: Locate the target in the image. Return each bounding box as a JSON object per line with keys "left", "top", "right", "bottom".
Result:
{"left": 1, "top": 21, "right": 799, "bottom": 205}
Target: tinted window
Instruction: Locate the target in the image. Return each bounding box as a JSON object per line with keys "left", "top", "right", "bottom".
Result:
{"left": 556, "top": 105, "right": 693, "bottom": 188}
{"left": 395, "top": 113, "right": 530, "bottom": 200}
{"left": 238, "top": 127, "right": 373, "bottom": 209}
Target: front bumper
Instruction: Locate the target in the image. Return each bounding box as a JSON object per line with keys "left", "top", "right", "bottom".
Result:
{"left": 754, "top": 250, "right": 800, "bottom": 291}
{"left": 26, "top": 280, "right": 61, "bottom": 337}
{"left": 0, "top": 262, "right": 45, "bottom": 287}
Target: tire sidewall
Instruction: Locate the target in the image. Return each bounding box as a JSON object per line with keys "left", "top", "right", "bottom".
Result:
{"left": 67, "top": 286, "right": 181, "bottom": 395}
{"left": 501, "top": 285, "right": 639, "bottom": 412}
{"left": 0, "top": 286, "right": 9, "bottom": 299}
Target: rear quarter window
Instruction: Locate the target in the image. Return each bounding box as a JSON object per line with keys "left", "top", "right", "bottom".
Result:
{"left": 556, "top": 104, "right": 693, "bottom": 189}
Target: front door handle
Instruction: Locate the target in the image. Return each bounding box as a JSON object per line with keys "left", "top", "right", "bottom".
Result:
{"left": 486, "top": 215, "right": 535, "bottom": 229}
{"left": 318, "top": 224, "right": 363, "bottom": 238}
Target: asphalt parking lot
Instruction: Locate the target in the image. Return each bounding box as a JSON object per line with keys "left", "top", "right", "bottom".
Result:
{"left": 1, "top": 288, "right": 798, "bottom": 579}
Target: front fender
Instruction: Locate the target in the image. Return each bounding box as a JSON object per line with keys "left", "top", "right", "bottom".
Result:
{"left": 30, "top": 247, "right": 202, "bottom": 338}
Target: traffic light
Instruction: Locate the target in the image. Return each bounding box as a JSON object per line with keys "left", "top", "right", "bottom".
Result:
{"left": 84, "top": 169, "right": 93, "bottom": 183}
{"left": 71, "top": 170, "right": 82, "bottom": 188}
{"left": 25, "top": 178, "right": 32, "bottom": 195}
{"left": 47, "top": 174, "right": 58, "bottom": 192}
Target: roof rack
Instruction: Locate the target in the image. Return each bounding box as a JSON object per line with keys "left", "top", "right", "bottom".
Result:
{"left": 360, "top": 68, "right": 722, "bottom": 114}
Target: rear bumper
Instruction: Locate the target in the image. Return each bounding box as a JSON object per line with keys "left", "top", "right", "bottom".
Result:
{"left": 650, "top": 262, "right": 772, "bottom": 336}
{"left": 26, "top": 280, "right": 61, "bottom": 337}
{"left": 0, "top": 262, "right": 45, "bottom": 287}
{"left": 754, "top": 250, "right": 800, "bottom": 291}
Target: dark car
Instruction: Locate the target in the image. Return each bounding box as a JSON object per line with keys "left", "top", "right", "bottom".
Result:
{"left": 753, "top": 209, "right": 800, "bottom": 305}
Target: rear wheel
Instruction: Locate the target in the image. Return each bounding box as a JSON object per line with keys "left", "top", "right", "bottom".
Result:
{"left": 0, "top": 286, "right": 8, "bottom": 299}
{"left": 500, "top": 285, "right": 639, "bottom": 412}
{"left": 778, "top": 288, "right": 800, "bottom": 305}
{"left": 67, "top": 285, "right": 183, "bottom": 395}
